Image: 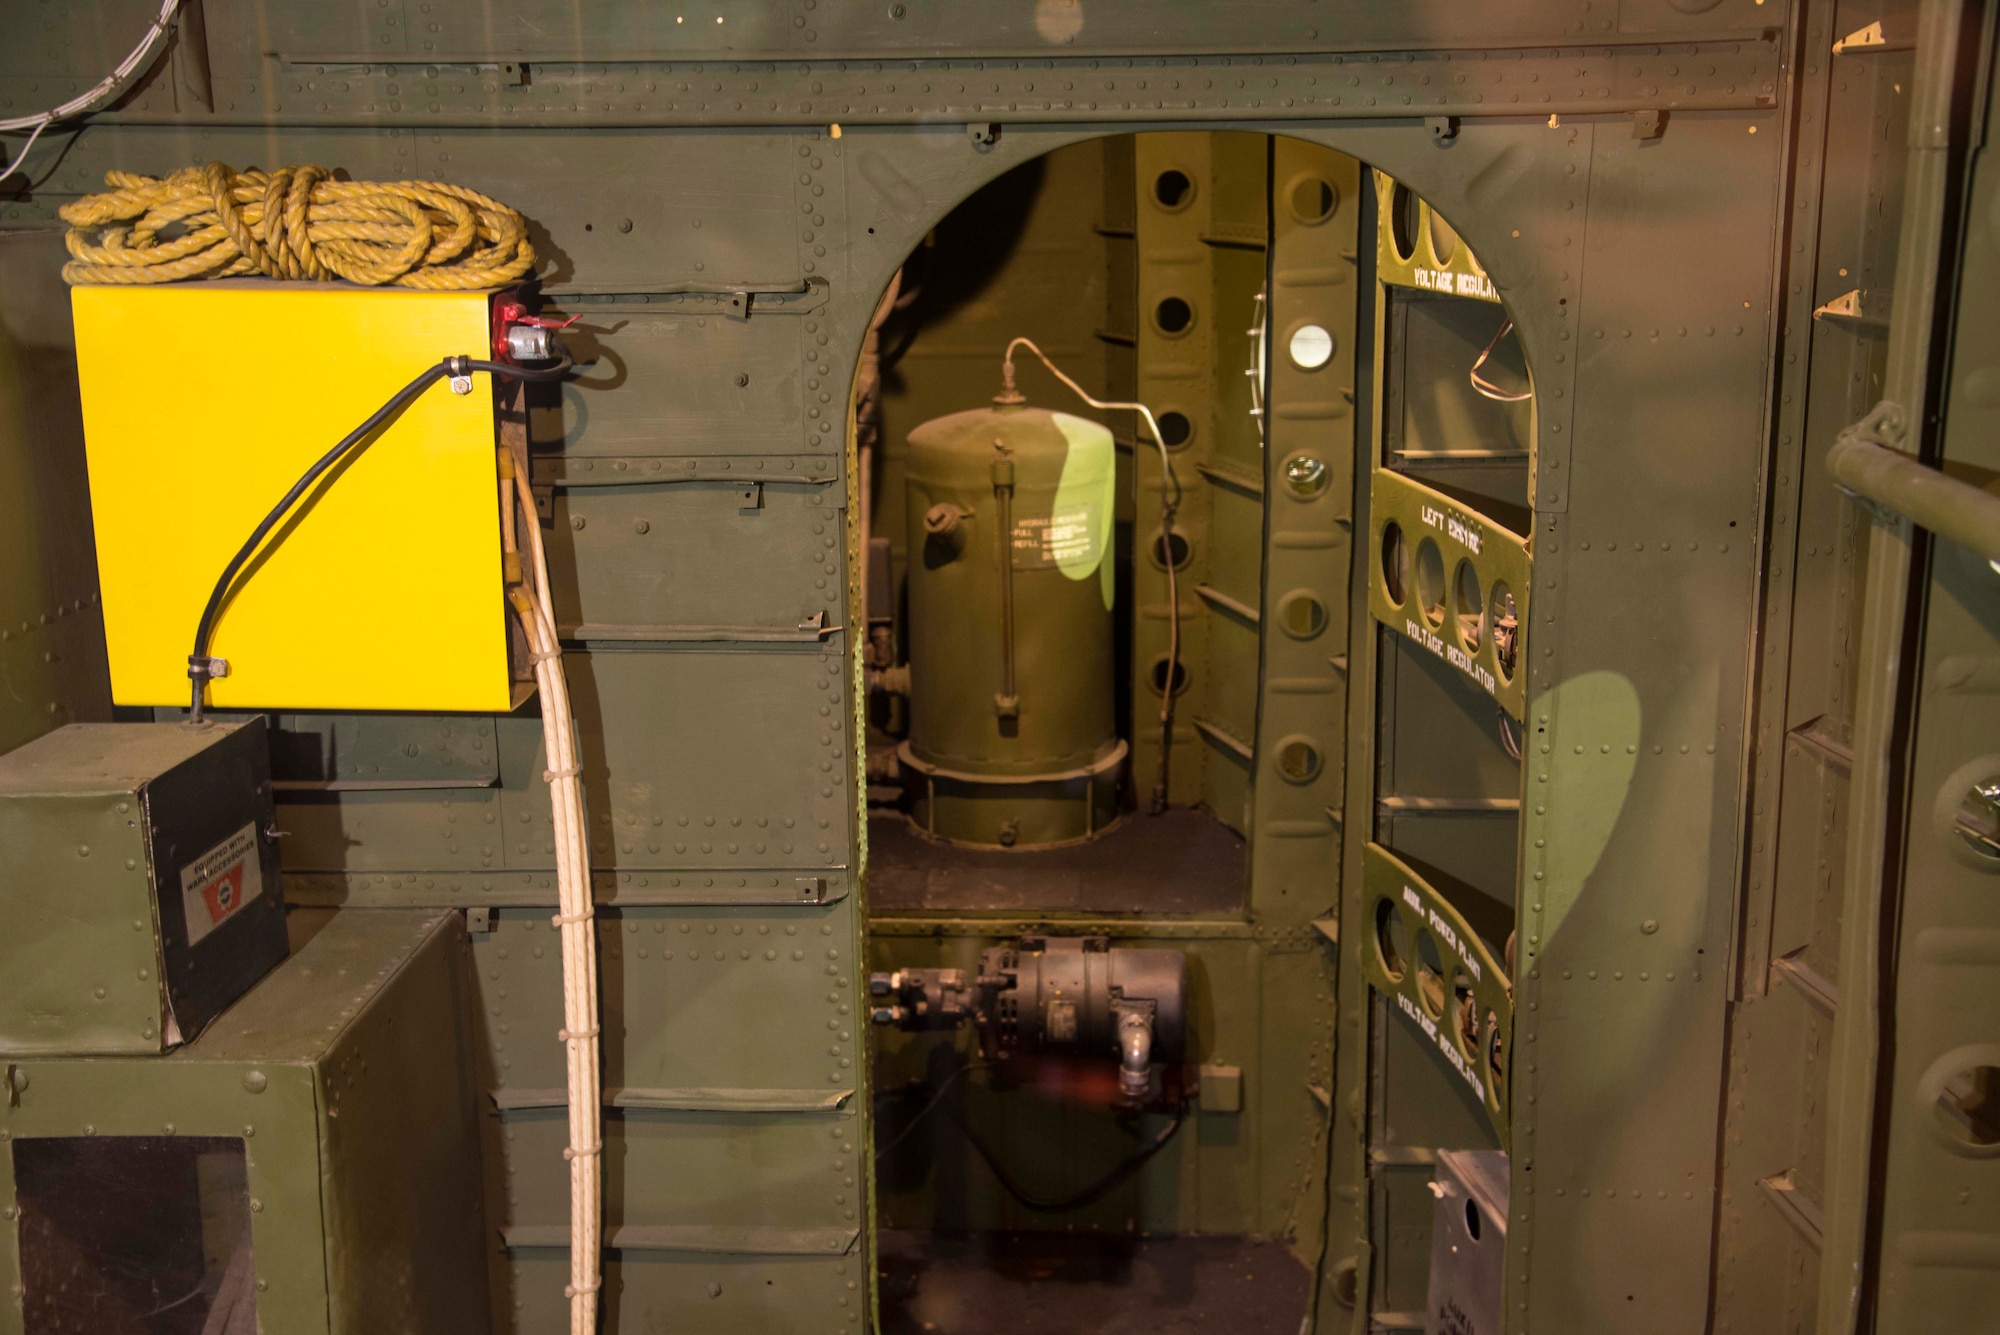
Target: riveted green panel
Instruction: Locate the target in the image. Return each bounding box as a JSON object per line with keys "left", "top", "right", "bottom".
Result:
{"left": 496, "top": 1109, "right": 863, "bottom": 1236}
{"left": 0, "top": 231, "right": 111, "bottom": 754}
{"left": 550, "top": 481, "right": 844, "bottom": 637}
{"left": 532, "top": 295, "right": 820, "bottom": 458}
{"left": 271, "top": 714, "right": 502, "bottom": 790}
{"left": 566, "top": 645, "right": 851, "bottom": 873}
{"left": 278, "top": 787, "right": 506, "bottom": 872}
{"left": 506, "top": 1251, "right": 866, "bottom": 1334}
{"left": 471, "top": 907, "right": 859, "bottom": 1101}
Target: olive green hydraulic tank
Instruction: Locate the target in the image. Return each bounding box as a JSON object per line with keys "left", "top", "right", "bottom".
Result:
{"left": 899, "top": 402, "right": 1125, "bottom": 847}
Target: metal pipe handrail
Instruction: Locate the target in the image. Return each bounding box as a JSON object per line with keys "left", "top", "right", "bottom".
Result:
{"left": 1828, "top": 399, "right": 2000, "bottom": 564}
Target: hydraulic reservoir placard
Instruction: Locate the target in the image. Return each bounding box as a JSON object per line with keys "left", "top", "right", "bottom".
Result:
{"left": 71, "top": 282, "right": 511, "bottom": 711}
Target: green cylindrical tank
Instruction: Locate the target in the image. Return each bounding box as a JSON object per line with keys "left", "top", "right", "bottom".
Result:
{"left": 899, "top": 402, "right": 1125, "bottom": 847}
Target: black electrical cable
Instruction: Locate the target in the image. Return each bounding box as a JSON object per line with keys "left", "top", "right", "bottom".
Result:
{"left": 943, "top": 1094, "right": 1188, "bottom": 1215}
{"left": 873, "top": 1059, "right": 992, "bottom": 1164}
{"left": 186, "top": 349, "right": 572, "bottom": 721}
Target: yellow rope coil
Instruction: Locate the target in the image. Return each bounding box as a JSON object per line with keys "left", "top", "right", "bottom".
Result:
{"left": 58, "top": 161, "right": 537, "bottom": 289}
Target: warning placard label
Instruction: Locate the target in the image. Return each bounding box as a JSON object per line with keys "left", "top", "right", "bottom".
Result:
{"left": 1012, "top": 505, "right": 1098, "bottom": 570}
{"left": 179, "top": 822, "right": 263, "bottom": 946}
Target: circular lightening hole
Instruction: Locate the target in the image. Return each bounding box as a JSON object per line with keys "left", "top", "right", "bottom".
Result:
{"left": 1414, "top": 538, "right": 1447, "bottom": 629}
{"left": 1455, "top": 560, "right": 1485, "bottom": 653}
{"left": 1153, "top": 169, "right": 1194, "bottom": 211}
{"left": 1374, "top": 900, "right": 1409, "bottom": 981}
{"left": 1154, "top": 296, "right": 1194, "bottom": 335}
{"left": 1415, "top": 930, "right": 1447, "bottom": 1019}
{"left": 1289, "top": 175, "right": 1338, "bottom": 224}
{"left": 1278, "top": 591, "right": 1328, "bottom": 641}
{"left": 1380, "top": 522, "right": 1409, "bottom": 606}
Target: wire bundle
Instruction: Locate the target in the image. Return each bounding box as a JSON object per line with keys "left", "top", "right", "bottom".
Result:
{"left": 0, "top": 0, "right": 183, "bottom": 184}
{"left": 497, "top": 391, "right": 602, "bottom": 1335}
{"left": 58, "top": 162, "right": 537, "bottom": 289}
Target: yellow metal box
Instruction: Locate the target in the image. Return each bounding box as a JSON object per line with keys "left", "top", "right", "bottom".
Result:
{"left": 71, "top": 282, "right": 514, "bottom": 712}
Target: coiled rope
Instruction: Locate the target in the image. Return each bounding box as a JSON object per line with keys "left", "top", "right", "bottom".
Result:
{"left": 58, "top": 162, "right": 536, "bottom": 288}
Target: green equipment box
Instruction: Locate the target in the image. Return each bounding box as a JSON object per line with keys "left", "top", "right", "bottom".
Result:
{"left": 0, "top": 910, "right": 490, "bottom": 1335}
{"left": 0, "top": 721, "right": 289, "bottom": 1054}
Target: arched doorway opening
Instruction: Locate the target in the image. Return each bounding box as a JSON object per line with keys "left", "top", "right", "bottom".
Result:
{"left": 854, "top": 130, "right": 1534, "bottom": 1334}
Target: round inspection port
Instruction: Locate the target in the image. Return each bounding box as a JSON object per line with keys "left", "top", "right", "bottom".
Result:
{"left": 1156, "top": 410, "right": 1193, "bottom": 449}
{"left": 1289, "top": 174, "right": 1339, "bottom": 225}
{"left": 1154, "top": 296, "right": 1194, "bottom": 336}
{"left": 1149, "top": 527, "right": 1193, "bottom": 571}
{"left": 1275, "top": 736, "right": 1322, "bottom": 784}
{"left": 1415, "top": 931, "right": 1447, "bottom": 1019}
{"left": 1147, "top": 653, "right": 1190, "bottom": 697}
{"left": 1374, "top": 899, "right": 1410, "bottom": 981}
{"left": 1455, "top": 559, "right": 1485, "bottom": 653}
{"left": 1429, "top": 207, "right": 1461, "bottom": 266}
{"left": 1380, "top": 521, "right": 1409, "bottom": 606}
{"left": 1153, "top": 168, "right": 1194, "bottom": 211}
{"left": 1277, "top": 590, "right": 1328, "bottom": 641}
{"left": 1932, "top": 1059, "right": 2000, "bottom": 1152}
{"left": 1388, "top": 181, "right": 1419, "bottom": 263}
{"left": 1414, "top": 538, "right": 1447, "bottom": 629}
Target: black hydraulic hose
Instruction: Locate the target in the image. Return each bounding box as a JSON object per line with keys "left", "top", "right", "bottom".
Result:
{"left": 186, "top": 350, "right": 572, "bottom": 721}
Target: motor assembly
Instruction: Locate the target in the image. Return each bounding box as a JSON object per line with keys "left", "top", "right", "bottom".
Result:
{"left": 871, "top": 935, "right": 1187, "bottom": 1104}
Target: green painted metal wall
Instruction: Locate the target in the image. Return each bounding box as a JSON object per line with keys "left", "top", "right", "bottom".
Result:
{"left": 2, "top": 0, "right": 1985, "bottom": 1331}
{"left": 0, "top": 231, "right": 112, "bottom": 754}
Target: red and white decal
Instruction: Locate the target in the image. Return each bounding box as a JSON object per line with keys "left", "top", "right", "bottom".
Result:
{"left": 178, "top": 823, "right": 264, "bottom": 946}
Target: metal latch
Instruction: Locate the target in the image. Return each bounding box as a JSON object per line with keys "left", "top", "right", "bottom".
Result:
{"left": 739, "top": 481, "right": 764, "bottom": 512}
{"left": 796, "top": 876, "right": 827, "bottom": 904}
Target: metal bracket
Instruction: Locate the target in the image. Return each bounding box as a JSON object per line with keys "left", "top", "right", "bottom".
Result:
{"left": 1632, "top": 108, "right": 1666, "bottom": 140}
{"left": 795, "top": 876, "right": 828, "bottom": 904}
{"left": 1833, "top": 20, "right": 1914, "bottom": 54}
{"left": 738, "top": 481, "right": 764, "bottom": 512}
{"left": 725, "top": 290, "right": 751, "bottom": 321}
{"left": 1836, "top": 485, "right": 1912, "bottom": 534}
{"left": 1812, "top": 288, "right": 1889, "bottom": 329}
{"left": 1425, "top": 115, "right": 1458, "bottom": 145}
{"left": 531, "top": 484, "right": 555, "bottom": 523}
{"left": 967, "top": 122, "right": 999, "bottom": 148}
{"left": 465, "top": 907, "right": 494, "bottom": 933}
